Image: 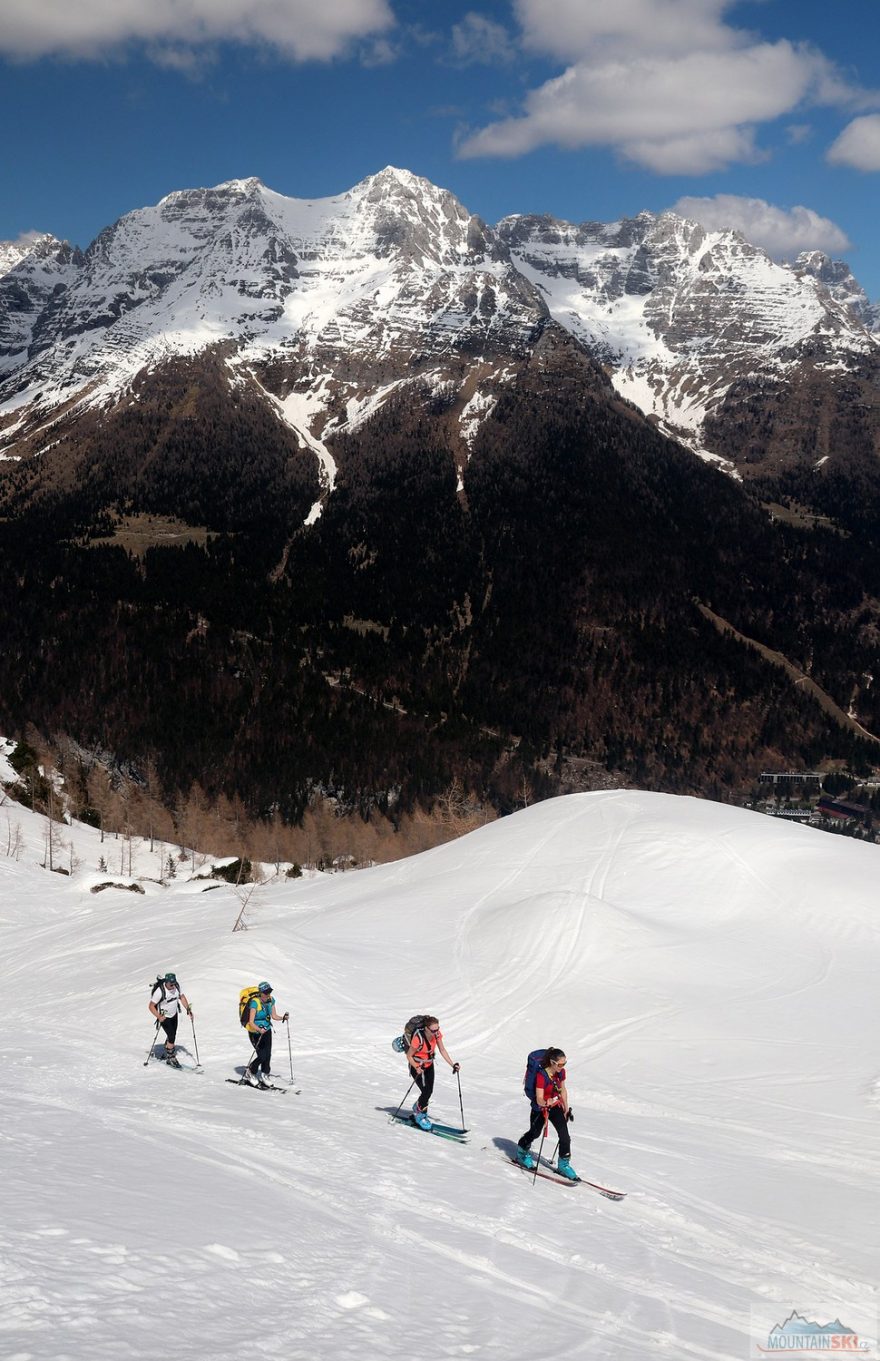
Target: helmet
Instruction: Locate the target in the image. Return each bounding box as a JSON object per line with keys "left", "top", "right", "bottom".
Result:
{"left": 258, "top": 981, "right": 272, "bottom": 994}
{"left": 164, "top": 972, "right": 177, "bottom": 983}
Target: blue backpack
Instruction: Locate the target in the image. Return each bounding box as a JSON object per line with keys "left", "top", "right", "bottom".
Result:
{"left": 523, "top": 1049, "right": 547, "bottom": 1104}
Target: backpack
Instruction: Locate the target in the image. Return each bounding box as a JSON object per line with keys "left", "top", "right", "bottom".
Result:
{"left": 524, "top": 1049, "right": 547, "bottom": 1104}
{"left": 239, "top": 985, "right": 261, "bottom": 1027}
{"left": 150, "top": 976, "right": 179, "bottom": 1005}
{"left": 391, "top": 1014, "right": 429, "bottom": 1053}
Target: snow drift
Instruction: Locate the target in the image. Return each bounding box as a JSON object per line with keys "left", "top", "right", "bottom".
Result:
{"left": 1, "top": 785, "right": 878, "bottom": 1360}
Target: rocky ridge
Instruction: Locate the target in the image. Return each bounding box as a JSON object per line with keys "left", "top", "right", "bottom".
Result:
{"left": 499, "top": 211, "right": 878, "bottom": 454}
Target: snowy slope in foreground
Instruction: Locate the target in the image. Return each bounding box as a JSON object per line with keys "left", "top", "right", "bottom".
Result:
{"left": 2, "top": 790, "right": 878, "bottom": 1360}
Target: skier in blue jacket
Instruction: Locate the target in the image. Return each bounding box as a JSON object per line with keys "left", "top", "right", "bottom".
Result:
{"left": 243, "top": 982, "right": 289, "bottom": 1087}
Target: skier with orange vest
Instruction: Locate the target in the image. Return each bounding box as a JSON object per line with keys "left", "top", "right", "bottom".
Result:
{"left": 404, "top": 1015, "right": 460, "bottom": 1130}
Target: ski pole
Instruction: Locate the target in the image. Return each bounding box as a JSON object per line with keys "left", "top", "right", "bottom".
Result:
{"left": 285, "top": 1016, "right": 294, "bottom": 1083}
{"left": 456, "top": 1067, "right": 466, "bottom": 1131}
{"left": 189, "top": 1013, "right": 200, "bottom": 1067}
{"left": 391, "top": 1077, "right": 415, "bottom": 1123}
{"left": 143, "top": 1018, "right": 161, "bottom": 1067}
{"left": 532, "top": 1110, "right": 549, "bottom": 1186}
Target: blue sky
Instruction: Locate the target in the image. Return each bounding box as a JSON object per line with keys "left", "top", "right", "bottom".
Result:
{"left": 2, "top": 0, "right": 880, "bottom": 296}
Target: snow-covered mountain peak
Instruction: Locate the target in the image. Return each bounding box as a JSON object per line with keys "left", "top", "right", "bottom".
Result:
{"left": 790, "top": 249, "right": 878, "bottom": 328}
{"left": 0, "top": 170, "right": 543, "bottom": 468}
{"left": 156, "top": 175, "right": 265, "bottom": 209}
{"left": 1, "top": 169, "right": 878, "bottom": 474}
{"left": 0, "top": 231, "right": 66, "bottom": 278}
{"left": 499, "top": 204, "right": 878, "bottom": 446}
{"left": 0, "top": 233, "right": 83, "bottom": 370}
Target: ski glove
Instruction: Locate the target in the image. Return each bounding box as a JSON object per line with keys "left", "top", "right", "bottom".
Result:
{"left": 567, "top": 1108, "right": 574, "bottom": 1123}
{"left": 452, "top": 1062, "right": 460, "bottom": 1074}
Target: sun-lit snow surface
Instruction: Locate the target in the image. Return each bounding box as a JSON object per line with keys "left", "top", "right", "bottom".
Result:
{"left": 2, "top": 777, "right": 878, "bottom": 1361}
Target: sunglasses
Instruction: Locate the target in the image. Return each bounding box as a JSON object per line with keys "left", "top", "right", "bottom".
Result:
{"left": 428, "top": 1026, "right": 440, "bottom": 1034}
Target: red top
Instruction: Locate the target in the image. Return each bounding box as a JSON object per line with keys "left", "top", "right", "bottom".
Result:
{"left": 536, "top": 1067, "right": 565, "bottom": 1104}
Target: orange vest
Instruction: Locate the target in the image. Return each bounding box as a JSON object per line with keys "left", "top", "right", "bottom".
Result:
{"left": 409, "top": 1026, "right": 441, "bottom": 1068}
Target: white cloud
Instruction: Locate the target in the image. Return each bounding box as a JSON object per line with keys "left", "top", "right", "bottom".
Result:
{"left": 459, "top": 1, "right": 875, "bottom": 173}
{"left": 672, "top": 193, "right": 851, "bottom": 259}
{"left": 625, "top": 127, "right": 764, "bottom": 176}
{"left": 0, "top": 0, "right": 394, "bottom": 63}
{"left": 514, "top": 0, "right": 737, "bottom": 62}
{"left": 827, "top": 114, "right": 880, "bottom": 171}
{"left": 451, "top": 13, "right": 515, "bottom": 67}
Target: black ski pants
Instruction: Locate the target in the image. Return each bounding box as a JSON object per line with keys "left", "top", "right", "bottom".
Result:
{"left": 247, "top": 1028, "right": 272, "bottom": 1076}
{"left": 160, "top": 1015, "right": 179, "bottom": 1047}
{"left": 519, "top": 1104, "right": 571, "bottom": 1160}
{"left": 410, "top": 1062, "right": 435, "bottom": 1111}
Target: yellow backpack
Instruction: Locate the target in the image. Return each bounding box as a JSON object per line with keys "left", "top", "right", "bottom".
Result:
{"left": 239, "top": 986, "right": 261, "bottom": 1027}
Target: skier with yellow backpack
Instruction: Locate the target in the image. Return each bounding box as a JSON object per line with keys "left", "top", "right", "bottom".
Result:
{"left": 237, "top": 982, "right": 289, "bottom": 1088}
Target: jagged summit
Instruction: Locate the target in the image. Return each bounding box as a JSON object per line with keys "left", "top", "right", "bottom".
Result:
{"left": 792, "top": 249, "right": 878, "bottom": 329}
{"left": 0, "top": 231, "right": 64, "bottom": 276}
{"left": 0, "top": 232, "right": 83, "bottom": 370}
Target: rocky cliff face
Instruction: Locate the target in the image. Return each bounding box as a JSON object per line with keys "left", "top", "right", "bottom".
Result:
{"left": 498, "top": 210, "right": 878, "bottom": 461}
{"left": 791, "top": 250, "right": 879, "bottom": 330}
{"left": 0, "top": 233, "right": 83, "bottom": 373}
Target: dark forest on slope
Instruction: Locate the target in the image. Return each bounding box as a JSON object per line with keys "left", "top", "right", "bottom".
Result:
{"left": 1, "top": 336, "right": 879, "bottom": 838}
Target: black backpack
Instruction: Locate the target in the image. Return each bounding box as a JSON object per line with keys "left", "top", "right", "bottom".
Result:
{"left": 392, "top": 1014, "right": 429, "bottom": 1053}
{"left": 150, "top": 976, "right": 180, "bottom": 1005}
{"left": 404, "top": 1015, "right": 429, "bottom": 1045}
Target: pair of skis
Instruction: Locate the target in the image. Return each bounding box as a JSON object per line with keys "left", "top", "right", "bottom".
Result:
{"left": 390, "top": 1112, "right": 469, "bottom": 1143}
{"left": 152, "top": 1053, "right": 203, "bottom": 1073}
{"left": 391, "top": 1113, "right": 625, "bottom": 1199}
{"left": 153, "top": 1055, "right": 296, "bottom": 1091}
{"left": 508, "top": 1154, "right": 626, "bottom": 1200}
{"left": 224, "top": 1077, "right": 299, "bottom": 1093}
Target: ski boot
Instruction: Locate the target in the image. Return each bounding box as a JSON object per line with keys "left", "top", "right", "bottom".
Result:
{"left": 412, "top": 1102, "right": 433, "bottom": 1131}
{"left": 515, "top": 1147, "right": 536, "bottom": 1170}
{"left": 556, "top": 1157, "right": 578, "bottom": 1181}
{"left": 164, "top": 1049, "right": 181, "bottom": 1069}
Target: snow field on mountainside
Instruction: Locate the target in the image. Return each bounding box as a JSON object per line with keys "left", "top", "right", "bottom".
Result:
{"left": 1, "top": 786, "right": 878, "bottom": 1360}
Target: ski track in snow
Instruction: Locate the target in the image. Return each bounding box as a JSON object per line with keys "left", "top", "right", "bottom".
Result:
{"left": 1, "top": 786, "right": 879, "bottom": 1360}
